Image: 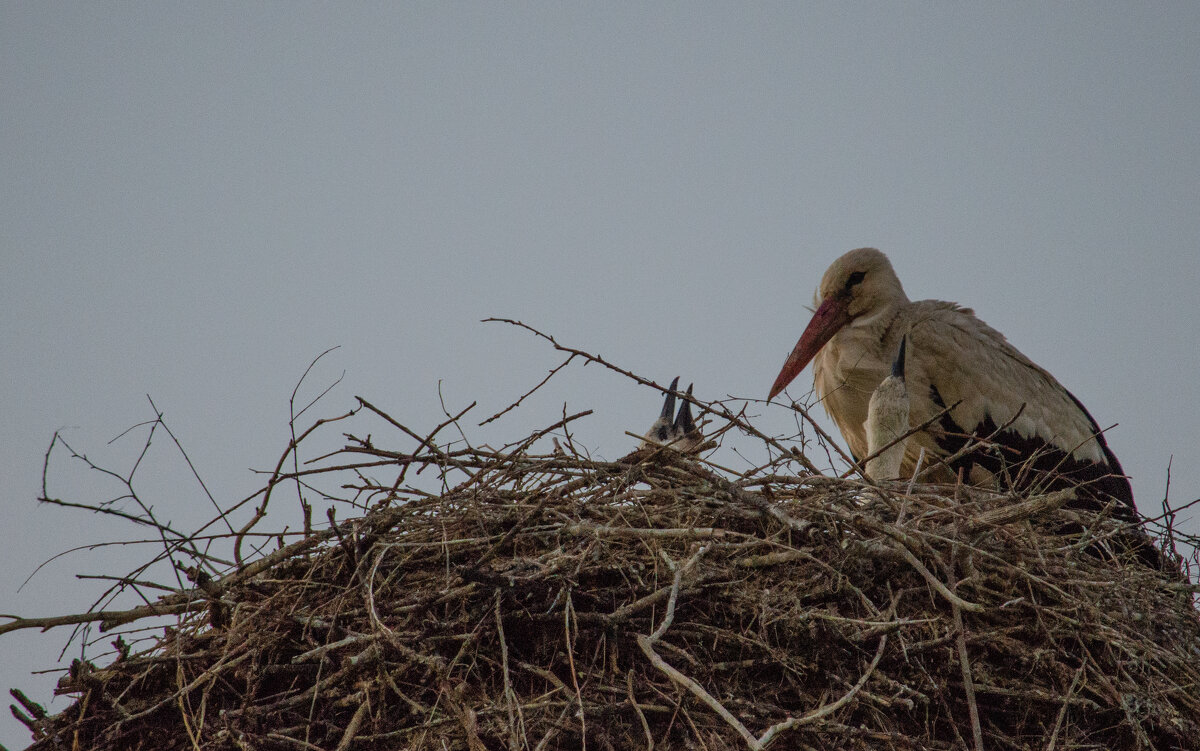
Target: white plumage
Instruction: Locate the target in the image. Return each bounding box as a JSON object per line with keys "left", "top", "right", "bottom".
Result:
{"left": 865, "top": 335, "right": 910, "bottom": 482}
{"left": 769, "top": 248, "right": 1133, "bottom": 513}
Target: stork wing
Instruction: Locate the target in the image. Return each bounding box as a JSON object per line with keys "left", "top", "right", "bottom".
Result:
{"left": 905, "top": 301, "right": 1134, "bottom": 515}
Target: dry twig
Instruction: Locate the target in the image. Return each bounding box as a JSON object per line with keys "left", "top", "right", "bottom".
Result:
{"left": 5, "top": 332, "right": 1198, "bottom": 751}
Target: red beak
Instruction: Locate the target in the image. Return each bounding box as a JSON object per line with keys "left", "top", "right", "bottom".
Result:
{"left": 768, "top": 296, "right": 851, "bottom": 401}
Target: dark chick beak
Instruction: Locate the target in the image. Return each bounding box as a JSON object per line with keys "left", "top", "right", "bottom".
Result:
{"left": 645, "top": 376, "right": 681, "bottom": 444}
{"left": 891, "top": 334, "right": 907, "bottom": 381}
{"left": 673, "top": 383, "right": 696, "bottom": 436}
{"left": 660, "top": 376, "right": 680, "bottom": 421}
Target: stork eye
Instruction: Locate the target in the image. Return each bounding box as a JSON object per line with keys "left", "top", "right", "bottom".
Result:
{"left": 846, "top": 271, "right": 866, "bottom": 289}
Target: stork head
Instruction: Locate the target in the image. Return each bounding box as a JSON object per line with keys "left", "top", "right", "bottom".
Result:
{"left": 768, "top": 248, "right": 908, "bottom": 400}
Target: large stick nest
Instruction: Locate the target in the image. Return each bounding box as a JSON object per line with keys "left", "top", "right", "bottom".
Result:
{"left": 9, "top": 353, "right": 1200, "bottom": 751}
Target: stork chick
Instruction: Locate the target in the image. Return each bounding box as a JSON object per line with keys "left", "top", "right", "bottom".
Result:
{"left": 865, "top": 335, "right": 910, "bottom": 481}
{"left": 643, "top": 377, "right": 703, "bottom": 453}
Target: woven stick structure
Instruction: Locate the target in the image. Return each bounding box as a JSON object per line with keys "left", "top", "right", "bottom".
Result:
{"left": 6, "top": 331, "right": 1200, "bottom": 751}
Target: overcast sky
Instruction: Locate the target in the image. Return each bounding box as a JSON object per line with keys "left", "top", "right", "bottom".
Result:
{"left": 3, "top": 5, "right": 1199, "bottom": 747}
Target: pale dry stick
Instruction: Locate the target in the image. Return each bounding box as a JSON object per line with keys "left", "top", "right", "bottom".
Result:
{"left": 439, "top": 678, "right": 490, "bottom": 751}
{"left": 436, "top": 409, "right": 594, "bottom": 505}
{"left": 235, "top": 407, "right": 359, "bottom": 567}
{"left": 495, "top": 591, "right": 526, "bottom": 751}
{"left": 1031, "top": 421, "right": 1125, "bottom": 500}
{"left": 16, "top": 515, "right": 234, "bottom": 609}
{"left": 906, "top": 447, "right": 926, "bottom": 496}
{"left": 176, "top": 665, "right": 204, "bottom": 751}
{"left": 892, "top": 447, "right": 926, "bottom": 528}
{"left": 147, "top": 395, "right": 237, "bottom": 537}
{"left": 363, "top": 544, "right": 427, "bottom": 659}
{"left": 334, "top": 698, "right": 371, "bottom": 751}
{"left": 486, "top": 317, "right": 825, "bottom": 475}
{"left": 502, "top": 409, "right": 595, "bottom": 459}
{"left": 755, "top": 633, "right": 889, "bottom": 748}
{"left": 517, "top": 660, "right": 571, "bottom": 696}
{"left": 637, "top": 635, "right": 760, "bottom": 749}
{"left": 649, "top": 546, "right": 710, "bottom": 641}
{"left": 108, "top": 649, "right": 251, "bottom": 726}
{"left": 741, "top": 542, "right": 884, "bottom": 621}
{"left": 265, "top": 729, "right": 324, "bottom": 748}
{"left": 356, "top": 396, "right": 451, "bottom": 464}
{"left": 265, "top": 734, "right": 324, "bottom": 751}
{"left": 627, "top": 669, "right": 655, "bottom": 751}
{"left": 561, "top": 524, "right": 727, "bottom": 541}
{"left": 962, "top": 488, "right": 1075, "bottom": 535}
{"left": 914, "top": 405, "right": 1027, "bottom": 485}
{"left": 563, "top": 591, "right": 587, "bottom": 751}
{"left": 0, "top": 599, "right": 203, "bottom": 637}
{"left": 471, "top": 489, "right": 566, "bottom": 569}
{"left": 481, "top": 352, "right": 578, "bottom": 425}
{"left": 851, "top": 512, "right": 985, "bottom": 613}
{"left": 605, "top": 578, "right": 707, "bottom": 626}
{"left": 635, "top": 546, "right": 762, "bottom": 746}
{"left": 802, "top": 611, "right": 932, "bottom": 631}
{"left": 107, "top": 403, "right": 203, "bottom": 579}
{"left": 39, "top": 431, "right": 213, "bottom": 572}
{"left": 291, "top": 633, "right": 380, "bottom": 664}
{"left": 287, "top": 347, "right": 345, "bottom": 530}
{"left": 953, "top": 603, "right": 985, "bottom": 751}
{"left": 533, "top": 704, "right": 575, "bottom": 751}
{"left": 71, "top": 691, "right": 91, "bottom": 751}
{"left": 735, "top": 549, "right": 809, "bottom": 569}
{"left": 1044, "top": 662, "right": 1086, "bottom": 751}
{"left": 329, "top": 446, "right": 531, "bottom": 480}
{"left": 894, "top": 544, "right": 985, "bottom": 614}
{"left": 1142, "top": 491, "right": 1200, "bottom": 524}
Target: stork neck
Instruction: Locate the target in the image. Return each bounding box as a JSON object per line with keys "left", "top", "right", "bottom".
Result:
{"left": 849, "top": 301, "right": 903, "bottom": 332}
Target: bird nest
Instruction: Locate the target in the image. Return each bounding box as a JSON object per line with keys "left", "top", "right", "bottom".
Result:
{"left": 8, "top": 352, "right": 1200, "bottom": 751}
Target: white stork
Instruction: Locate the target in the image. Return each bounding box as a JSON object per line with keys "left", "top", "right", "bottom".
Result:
{"left": 643, "top": 377, "right": 703, "bottom": 453}
{"left": 768, "top": 248, "right": 1137, "bottom": 520}
{"left": 865, "top": 335, "right": 910, "bottom": 482}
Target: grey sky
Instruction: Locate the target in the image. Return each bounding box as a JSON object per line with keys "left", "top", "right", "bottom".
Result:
{"left": 3, "top": 5, "right": 1198, "bottom": 746}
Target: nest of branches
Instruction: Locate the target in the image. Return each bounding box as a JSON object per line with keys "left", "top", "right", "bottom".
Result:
{"left": 8, "top": 340, "right": 1200, "bottom": 751}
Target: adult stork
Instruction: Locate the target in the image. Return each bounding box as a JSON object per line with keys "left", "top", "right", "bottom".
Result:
{"left": 768, "top": 248, "right": 1137, "bottom": 522}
